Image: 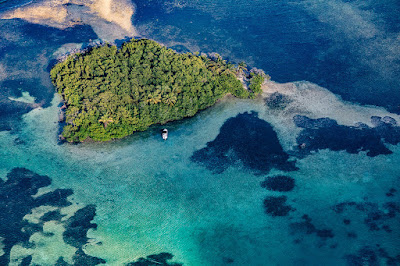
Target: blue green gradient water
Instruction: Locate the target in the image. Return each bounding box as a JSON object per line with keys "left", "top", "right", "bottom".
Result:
{"left": 1, "top": 0, "right": 400, "bottom": 265}
{"left": 1, "top": 87, "right": 400, "bottom": 265}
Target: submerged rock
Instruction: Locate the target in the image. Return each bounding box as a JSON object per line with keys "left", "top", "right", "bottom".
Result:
{"left": 289, "top": 214, "right": 334, "bottom": 241}
{"left": 126, "top": 252, "right": 182, "bottom": 266}
{"left": 345, "top": 246, "right": 378, "bottom": 266}
{"left": 294, "top": 115, "right": 400, "bottom": 157}
{"left": 0, "top": 168, "right": 106, "bottom": 265}
{"left": 265, "top": 92, "right": 292, "bottom": 110}
{"left": 382, "top": 116, "right": 397, "bottom": 126}
{"left": 63, "top": 205, "right": 97, "bottom": 248}
{"left": 263, "top": 196, "right": 294, "bottom": 217}
{"left": 260, "top": 175, "right": 295, "bottom": 192}
{"left": 192, "top": 112, "right": 297, "bottom": 174}
{"left": 0, "top": 168, "right": 68, "bottom": 265}
{"left": 332, "top": 201, "right": 400, "bottom": 232}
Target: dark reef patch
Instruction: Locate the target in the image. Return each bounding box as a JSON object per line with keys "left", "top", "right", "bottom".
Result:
{"left": 191, "top": 112, "right": 297, "bottom": 174}
{"left": 0, "top": 168, "right": 105, "bottom": 265}
{"left": 63, "top": 205, "right": 97, "bottom": 248}
{"left": 0, "top": 168, "right": 67, "bottom": 265}
{"left": 347, "top": 232, "right": 357, "bottom": 239}
{"left": 382, "top": 225, "right": 392, "bottom": 233}
{"left": 293, "top": 115, "right": 400, "bottom": 157}
{"left": 73, "top": 248, "right": 106, "bottom": 266}
{"left": 386, "top": 188, "right": 397, "bottom": 197}
{"left": 222, "top": 257, "right": 235, "bottom": 264}
{"left": 345, "top": 246, "right": 400, "bottom": 266}
{"left": 0, "top": 168, "right": 183, "bottom": 265}
{"left": 41, "top": 210, "right": 65, "bottom": 222}
{"left": 290, "top": 214, "right": 334, "bottom": 241}
{"left": 56, "top": 257, "right": 70, "bottom": 266}
{"left": 265, "top": 92, "right": 293, "bottom": 110}
{"left": 55, "top": 250, "right": 106, "bottom": 266}
{"left": 261, "top": 175, "right": 295, "bottom": 192}
{"left": 62, "top": 205, "right": 105, "bottom": 265}
{"left": 333, "top": 201, "right": 400, "bottom": 232}
{"left": 126, "top": 252, "right": 182, "bottom": 266}
{"left": 20, "top": 255, "right": 32, "bottom": 266}
{"left": 263, "top": 196, "right": 294, "bottom": 217}
{"left": 345, "top": 246, "right": 378, "bottom": 266}
{"left": 35, "top": 188, "right": 73, "bottom": 207}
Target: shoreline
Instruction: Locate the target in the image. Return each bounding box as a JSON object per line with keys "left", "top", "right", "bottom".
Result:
{"left": 51, "top": 39, "right": 263, "bottom": 143}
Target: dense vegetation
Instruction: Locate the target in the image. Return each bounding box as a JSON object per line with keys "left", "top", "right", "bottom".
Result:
{"left": 51, "top": 39, "right": 266, "bottom": 142}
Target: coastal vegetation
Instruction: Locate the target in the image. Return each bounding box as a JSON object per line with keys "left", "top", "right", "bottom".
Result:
{"left": 50, "top": 39, "right": 267, "bottom": 142}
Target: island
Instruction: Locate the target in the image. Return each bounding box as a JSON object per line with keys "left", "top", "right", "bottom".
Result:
{"left": 50, "top": 39, "right": 267, "bottom": 142}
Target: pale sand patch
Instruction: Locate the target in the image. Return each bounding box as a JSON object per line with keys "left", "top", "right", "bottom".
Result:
{"left": 258, "top": 80, "right": 400, "bottom": 149}
{"left": 9, "top": 221, "right": 76, "bottom": 265}
{"left": 9, "top": 204, "right": 89, "bottom": 265}
{"left": 32, "top": 186, "right": 57, "bottom": 199}
{"left": 2, "top": 4, "right": 68, "bottom": 25}
{"left": 89, "top": 0, "right": 135, "bottom": 34}
{"left": 262, "top": 80, "right": 400, "bottom": 127}
{"left": 9, "top": 245, "right": 32, "bottom": 266}
{"left": 23, "top": 206, "right": 58, "bottom": 224}
{"left": 29, "top": 221, "right": 76, "bottom": 265}
{"left": 1, "top": 0, "right": 137, "bottom": 41}
{"left": 8, "top": 91, "right": 36, "bottom": 104}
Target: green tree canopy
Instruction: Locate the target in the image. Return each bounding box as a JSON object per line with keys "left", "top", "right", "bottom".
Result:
{"left": 51, "top": 39, "right": 265, "bottom": 142}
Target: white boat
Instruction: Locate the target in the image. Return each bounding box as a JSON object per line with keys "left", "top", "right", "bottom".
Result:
{"left": 162, "top": 129, "right": 168, "bottom": 140}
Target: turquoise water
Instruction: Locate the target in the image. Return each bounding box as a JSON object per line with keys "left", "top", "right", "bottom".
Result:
{"left": 1, "top": 87, "right": 399, "bottom": 265}
{"left": 1, "top": 0, "right": 400, "bottom": 265}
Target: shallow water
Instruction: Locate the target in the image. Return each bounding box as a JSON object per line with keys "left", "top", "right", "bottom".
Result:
{"left": 1, "top": 87, "right": 399, "bottom": 265}
{"left": 0, "top": 0, "right": 400, "bottom": 265}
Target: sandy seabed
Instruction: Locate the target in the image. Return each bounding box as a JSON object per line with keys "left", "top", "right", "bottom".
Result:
{"left": 1, "top": 0, "right": 137, "bottom": 41}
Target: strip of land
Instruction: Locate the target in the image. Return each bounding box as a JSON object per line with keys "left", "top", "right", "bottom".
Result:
{"left": 51, "top": 39, "right": 267, "bottom": 142}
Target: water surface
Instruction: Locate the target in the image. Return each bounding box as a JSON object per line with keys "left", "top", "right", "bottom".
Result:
{"left": 0, "top": 0, "right": 399, "bottom": 265}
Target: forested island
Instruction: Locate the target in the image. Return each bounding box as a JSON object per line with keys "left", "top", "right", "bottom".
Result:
{"left": 51, "top": 39, "right": 267, "bottom": 142}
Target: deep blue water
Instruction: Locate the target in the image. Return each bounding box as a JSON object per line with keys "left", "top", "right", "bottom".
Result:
{"left": 0, "top": 0, "right": 32, "bottom": 12}
{"left": 0, "top": 19, "right": 97, "bottom": 130}
{"left": 133, "top": 0, "right": 400, "bottom": 112}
